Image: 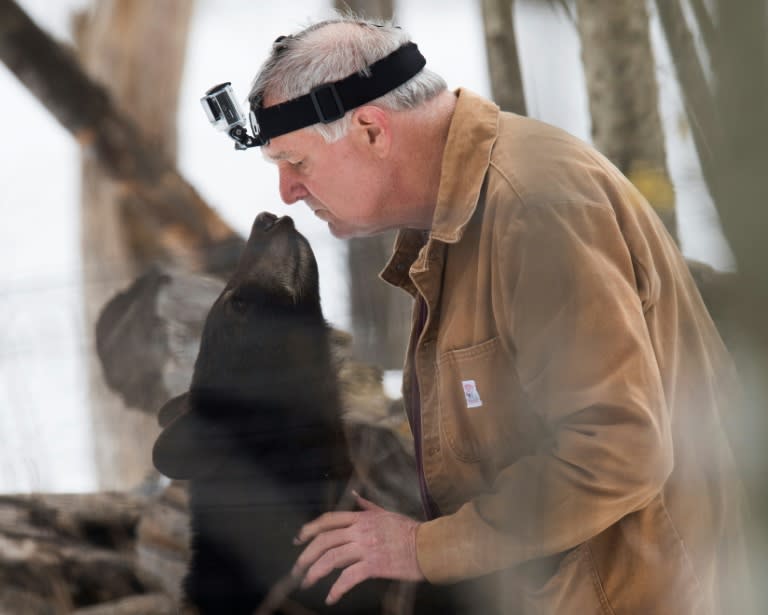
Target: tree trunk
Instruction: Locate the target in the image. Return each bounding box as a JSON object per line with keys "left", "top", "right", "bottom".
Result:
{"left": 347, "top": 234, "right": 413, "bottom": 370}
{"left": 480, "top": 0, "right": 527, "bottom": 115}
{"left": 75, "top": 0, "right": 194, "bottom": 491}
{"left": 333, "top": 0, "right": 410, "bottom": 370}
{"left": 576, "top": 0, "right": 677, "bottom": 240}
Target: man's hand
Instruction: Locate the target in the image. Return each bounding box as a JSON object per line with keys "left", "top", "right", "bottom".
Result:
{"left": 291, "top": 492, "right": 425, "bottom": 605}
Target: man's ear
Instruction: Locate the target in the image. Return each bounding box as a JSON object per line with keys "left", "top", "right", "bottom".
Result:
{"left": 351, "top": 105, "right": 391, "bottom": 157}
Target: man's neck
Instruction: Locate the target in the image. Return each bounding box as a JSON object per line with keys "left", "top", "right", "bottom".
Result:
{"left": 390, "top": 90, "right": 458, "bottom": 230}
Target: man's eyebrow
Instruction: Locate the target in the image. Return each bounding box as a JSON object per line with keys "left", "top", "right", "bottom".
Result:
{"left": 262, "top": 148, "right": 297, "bottom": 163}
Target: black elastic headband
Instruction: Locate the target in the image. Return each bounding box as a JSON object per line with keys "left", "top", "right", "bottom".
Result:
{"left": 251, "top": 42, "right": 426, "bottom": 144}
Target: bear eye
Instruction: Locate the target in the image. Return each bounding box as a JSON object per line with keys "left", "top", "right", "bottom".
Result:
{"left": 230, "top": 292, "right": 247, "bottom": 312}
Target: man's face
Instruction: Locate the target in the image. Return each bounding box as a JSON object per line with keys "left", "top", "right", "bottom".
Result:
{"left": 263, "top": 125, "right": 393, "bottom": 239}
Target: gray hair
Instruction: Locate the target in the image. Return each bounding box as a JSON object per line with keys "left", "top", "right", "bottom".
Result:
{"left": 248, "top": 15, "right": 447, "bottom": 142}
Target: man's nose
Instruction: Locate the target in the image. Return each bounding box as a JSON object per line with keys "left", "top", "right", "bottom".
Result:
{"left": 278, "top": 167, "right": 309, "bottom": 205}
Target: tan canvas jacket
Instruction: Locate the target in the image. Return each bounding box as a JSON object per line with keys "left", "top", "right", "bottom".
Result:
{"left": 381, "top": 90, "right": 751, "bottom": 614}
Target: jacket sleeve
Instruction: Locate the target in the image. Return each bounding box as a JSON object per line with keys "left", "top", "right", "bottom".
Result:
{"left": 415, "top": 198, "right": 674, "bottom": 583}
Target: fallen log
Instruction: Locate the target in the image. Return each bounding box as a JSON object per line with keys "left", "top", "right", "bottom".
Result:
{"left": 0, "top": 492, "right": 154, "bottom": 614}
{"left": 135, "top": 481, "right": 190, "bottom": 600}
{"left": 72, "top": 593, "right": 176, "bottom": 615}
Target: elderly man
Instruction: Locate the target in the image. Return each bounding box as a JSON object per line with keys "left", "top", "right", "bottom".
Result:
{"left": 240, "top": 15, "right": 751, "bottom": 614}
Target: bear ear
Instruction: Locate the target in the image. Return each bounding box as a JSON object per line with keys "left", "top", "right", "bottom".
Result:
{"left": 152, "top": 397, "right": 228, "bottom": 480}
{"left": 157, "top": 392, "right": 189, "bottom": 428}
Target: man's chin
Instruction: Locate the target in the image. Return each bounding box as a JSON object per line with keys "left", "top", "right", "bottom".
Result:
{"left": 327, "top": 222, "right": 355, "bottom": 239}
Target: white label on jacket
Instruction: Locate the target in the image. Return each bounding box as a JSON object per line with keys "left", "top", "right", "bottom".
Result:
{"left": 462, "top": 379, "right": 483, "bottom": 408}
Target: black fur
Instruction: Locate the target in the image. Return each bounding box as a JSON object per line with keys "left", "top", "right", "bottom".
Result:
{"left": 152, "top": 213, "right": 383, "bottom": 614}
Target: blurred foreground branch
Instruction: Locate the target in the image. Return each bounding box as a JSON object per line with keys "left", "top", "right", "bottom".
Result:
{"left": 710, "top": 2, "right": 768, "bottom": 607}
{"left": 658, "top": 0, "right": 768, "bottom": 607}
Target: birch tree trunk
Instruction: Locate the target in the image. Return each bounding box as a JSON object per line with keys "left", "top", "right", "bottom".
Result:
{"left": 575, "top": 0, "right": 677, "bottom": 240}
{"left": 76, "top": 0, "right": 194, "bottom": 490}
{"left": 333, "top": 0, "right": 410, "bottom": 370}
{"left": 481, "top": 0, "right": 527, "bottom": 115}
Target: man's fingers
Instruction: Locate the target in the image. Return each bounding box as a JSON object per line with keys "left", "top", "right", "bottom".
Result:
{"left": 290, "top": 504, "right": 423, "bottom": 606}
{"left": 293, "top": 527, "right": 351, "bottom": 577}
{"left": 294, "top": 510, "right": 359, "bottom": 545}
{"left": 300, "top": 542, "right": 360, "bottom": 590}
{"left": 325, "top": 561, "right": 370, "bottom": 606}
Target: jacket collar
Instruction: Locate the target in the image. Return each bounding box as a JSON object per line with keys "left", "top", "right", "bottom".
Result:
{"left": 381, "top": 89, "right": 500, "bottom": 289}
{"left": 430, "top": 88, "right": 500, "bottom": 243}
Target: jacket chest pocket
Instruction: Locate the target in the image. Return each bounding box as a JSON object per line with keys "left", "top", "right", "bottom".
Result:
{"left": 436, "top": 337, "right": 535, "bottom": 463}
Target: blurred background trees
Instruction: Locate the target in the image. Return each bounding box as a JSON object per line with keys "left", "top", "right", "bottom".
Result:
{"left": 576, "top": 0, "right": 676, "bottom": 239}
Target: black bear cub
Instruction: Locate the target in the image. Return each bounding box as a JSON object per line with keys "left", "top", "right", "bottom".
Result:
{"left": 152, "top": 212, "right": 383, "bottom": 614}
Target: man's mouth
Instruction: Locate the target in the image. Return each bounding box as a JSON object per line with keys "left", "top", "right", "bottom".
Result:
{"left": 301, "top": 199, "right": 335, "bottom": 224}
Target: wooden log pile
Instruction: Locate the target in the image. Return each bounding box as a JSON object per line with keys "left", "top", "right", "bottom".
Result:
{"left": 0, "top": 492, "right": 173, "bottom": 613}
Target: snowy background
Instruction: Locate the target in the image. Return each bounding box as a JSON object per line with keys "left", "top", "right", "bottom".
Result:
{"left": 0, "top": 0, "right": 731, "bottom": 493}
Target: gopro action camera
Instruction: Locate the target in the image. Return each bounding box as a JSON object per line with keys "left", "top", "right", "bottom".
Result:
{"left": 200, "top": 82, "right": 261, "bottom": 149}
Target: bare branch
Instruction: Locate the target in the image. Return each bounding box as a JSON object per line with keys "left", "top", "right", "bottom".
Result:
{"left": 0, "top": 0, "right": 243, "bottom": 274}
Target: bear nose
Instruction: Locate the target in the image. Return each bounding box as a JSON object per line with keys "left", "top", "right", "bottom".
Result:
{"left": 254, "top": 211, "right": 278, "bottom": 231}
